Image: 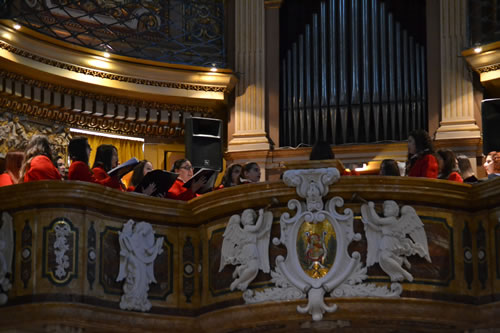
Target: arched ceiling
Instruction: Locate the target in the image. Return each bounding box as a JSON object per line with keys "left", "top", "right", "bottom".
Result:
{"left": 0, "top": 20, "right": 237, "bottom": 138}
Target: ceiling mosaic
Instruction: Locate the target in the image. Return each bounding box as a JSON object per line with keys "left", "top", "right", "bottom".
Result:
{"left": 1, "top": 0, "right": 226, "bottom": 67}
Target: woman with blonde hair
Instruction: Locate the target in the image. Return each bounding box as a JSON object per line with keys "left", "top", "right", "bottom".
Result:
{"left": 483, "top": 151, "right": 500, "bottom": 179}
{"left": 20, "top": 134, "right": 61, "bottom": 182}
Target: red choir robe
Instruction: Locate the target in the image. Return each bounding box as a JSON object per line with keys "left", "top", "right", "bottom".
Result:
{"left": 447, "top": 171, "right": 463, "bottom": 183}
{"left": 408, "top": 154, "right": 438, "bottom": 178}
{"left": 0, "top": 173, "right": 14, "bottom": 186}
{"left": 166, "top": 179, "right": 198, "bottom": 201}
{"left": 68, "top": 161, "right": 121, "bottom": 190}
{"left": 24, "top": 155, "right": 61, "bottom": 182}
{"left": 92, "top": 166, "right": 123, "bottom": 191}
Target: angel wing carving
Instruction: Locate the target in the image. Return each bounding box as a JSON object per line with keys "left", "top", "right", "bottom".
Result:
{"left": 116, "top": 220, "right": 163, "bottom": 312}
{"left": 361, "top": 200, "right": 431, "bottom": 282}
{"left": 219, "top": 209, "right": 273, "bottom": 291}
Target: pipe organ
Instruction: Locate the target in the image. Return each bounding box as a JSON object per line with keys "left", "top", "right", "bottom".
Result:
{"left": 280, "top": 0, "right": 427, "bottom": 147}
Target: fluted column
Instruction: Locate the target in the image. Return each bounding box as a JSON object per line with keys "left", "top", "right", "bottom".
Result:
{"left": 228, "top": 0, "right": 269, "bottom": 152}
{"left": 435, "top": 0, "right": 481, "bottom": 140}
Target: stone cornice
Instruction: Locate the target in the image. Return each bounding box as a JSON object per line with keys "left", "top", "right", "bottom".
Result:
{"left": 0, "top": 69, "right": 219, "bottom": 138}
{"left": 264, "top": 0, "right": 284, "bottom": 8}
{"left": 0, "top": 40, "right": 228, "bottom": 93}
{"left": 0, "top": 22, "right": 237, "bottom": 107}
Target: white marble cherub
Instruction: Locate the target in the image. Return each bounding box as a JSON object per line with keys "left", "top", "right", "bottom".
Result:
{"left": 219, "top": 208, "right": 273, "bottom": 291}
{"left": 361, "top": 200, "right": 431, "bottom": 282}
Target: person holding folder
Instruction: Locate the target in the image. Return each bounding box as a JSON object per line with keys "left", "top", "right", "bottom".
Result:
{"left": 167, "top": 159, "right": 207, "bottom": 201}
{"left": 92, "top": 144, "right": 124, "bottom": 191}
{"left": 67, "top": 137, "right": 121, "bottom": 189}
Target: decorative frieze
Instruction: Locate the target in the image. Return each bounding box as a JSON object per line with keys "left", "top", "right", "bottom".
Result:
{"left": 0, "top": 41, "right": 228, "bottom": 93}
{"left": 0, "top": 70, "right": 218, "bottom": 139}
{"left": 0, "top": 111, "right": 71, "bottom": 158}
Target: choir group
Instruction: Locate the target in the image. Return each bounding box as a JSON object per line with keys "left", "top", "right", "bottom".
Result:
{"left": 1, "top": 130, "right": 499, "bottom": 201}
{"left": 0, "top": 135, "right": 262, "bottom": 201}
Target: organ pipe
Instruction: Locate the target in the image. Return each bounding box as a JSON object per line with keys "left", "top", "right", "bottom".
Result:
{"left": 280, "top": 0, "right": 427, "bottom": 147}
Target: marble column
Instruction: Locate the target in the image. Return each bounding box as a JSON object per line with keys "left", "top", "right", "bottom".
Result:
{"left": 435, "top": 0, "right": 481, "bottom": 140}
{"left": 228, "top": 0, "right": 270, "bottom": 152}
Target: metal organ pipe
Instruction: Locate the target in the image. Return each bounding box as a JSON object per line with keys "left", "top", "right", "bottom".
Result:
{"left": 279, "top": 0, "right": 427, "bottom": 147}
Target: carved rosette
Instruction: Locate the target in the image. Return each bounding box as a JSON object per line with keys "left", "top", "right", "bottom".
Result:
{"left": 244, "top": 168, "right": 401, "bottom": 321}
{"left": 21, "top": 220, "right": 32, "bottom": 289}
{"left": 0, "top": 212, "right": 14, "bottom": 305}
{"left": 43, "top": 218, "right": 78, "bottom": 286}
{"left": 87, "top": 222, "right": 96, "bottom": 290}
{"left": 182, "top": 236, "right": 195, "bottom": 303}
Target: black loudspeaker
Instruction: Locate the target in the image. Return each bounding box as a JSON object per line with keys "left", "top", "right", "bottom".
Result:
{"left": 185, "top": 117, "right": 223, "bottom": 171}
{"left": 481, "top": 99, "right": 500, "bottom": 155}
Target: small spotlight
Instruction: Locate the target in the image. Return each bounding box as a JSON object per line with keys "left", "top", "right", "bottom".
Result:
{"left": 103, "top": 52, "right": 111, "bottom": 58}
{"left": 474, "top": 46, "right": 482, "bottom": 54}
{"left": 13, "top": 24, "right": 21, "bottom": 30}
{"left": 210, "top": 63, "right": 217, "bottom": 72}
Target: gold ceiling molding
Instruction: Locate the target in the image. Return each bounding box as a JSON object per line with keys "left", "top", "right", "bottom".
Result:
{"left": 0, "top": 40, "right": 227, "bottom": 93}
{"left": 462, "top": 41, "right": 500, "bottom": 96}
{"left": 0, "top": 69, "right": 218, "bottom": 138}
{"left": 476, "top": 63, "right": 500, "bottom": 74}
{"left": 0, "top": 69, "right": 216, "bottom": 112}
{"left": 0, "top": 96, "right": 180, "bottom": 138}
{"left": 0, "top": 22, "right": 237, "bottom": 107}
{"left": 264, "top": 0, "right": 284, "bottom": 8}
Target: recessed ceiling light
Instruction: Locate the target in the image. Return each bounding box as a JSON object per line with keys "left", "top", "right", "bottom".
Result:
{"left": 13, "top": 24, "right": 21, "bottom": 30}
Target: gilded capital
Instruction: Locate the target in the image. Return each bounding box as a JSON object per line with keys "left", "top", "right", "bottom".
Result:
{"left": 264, "top": 0, "right": 283, "bottom": 9}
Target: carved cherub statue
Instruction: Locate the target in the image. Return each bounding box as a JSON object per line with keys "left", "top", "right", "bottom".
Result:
{"left": 361, "top": 200, "right": 431, "bottom": 282}
{"left": 0, "top": 212, "right": 13, "bottom": 305}
{"left": 116, "top": 220, "right": 164, "bottom": 312}
{"left": 219, "top": 208, "right": 273, "bottom": 291}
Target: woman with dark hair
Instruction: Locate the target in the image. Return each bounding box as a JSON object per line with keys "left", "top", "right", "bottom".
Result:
{"left": 240, "top": 162, "right": 261, "bottom": 184}
{"left": 67, "top": 137, "right": 121, "bottom": 189}
{"left": 310, "top": 141, "right": 335, "bottom": 160}
{"left": 217, "top": 163, "right": 242, "bottom": 189}
{"left": 20, "top": 135, "right": 61, "bottom": 182}
{"left": 0, "top": 151, "right": 24, "bottom": 186}
{"left": 457, "top": 155, "right": 478, "bottom": 184}
{"left": 167, "top": 158, "right": 207, "bottom": 201}
{"left": 92, "top": 144, "right": 123, "bottom": 190}
{"left": 436, "top": 149, "right": 463, "bottom": 183}
{"left": 128, "top": 160, "right": 153, "bottom": 191}
{"left": 379, "top": 159, "right": 401, "bottom": 176}
{"left": 55, "top": 155, "right": 67, "bottom": 180}
{"left": 405, "top": 129, "right": 438, "bottom": 178}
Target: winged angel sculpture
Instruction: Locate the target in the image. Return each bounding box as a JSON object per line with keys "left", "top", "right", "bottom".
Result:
{"left": 219, "top": 209, "right": 273, "bottom": 291}
{"left": 361, "top": 200, "right": 431, "bottom": 282}
{"left": 116, "top": 220, "right": 163, "bottom": 312}
{"left": 0, "top": 212, "right": 13, "bottom": 305}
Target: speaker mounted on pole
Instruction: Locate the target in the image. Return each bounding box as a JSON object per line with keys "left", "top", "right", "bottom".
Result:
{"left": 481, "top": 98, "right": 500, "bottom": 155}
{"left": 185, "top": 117, "right": 223, "bottom": 171}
